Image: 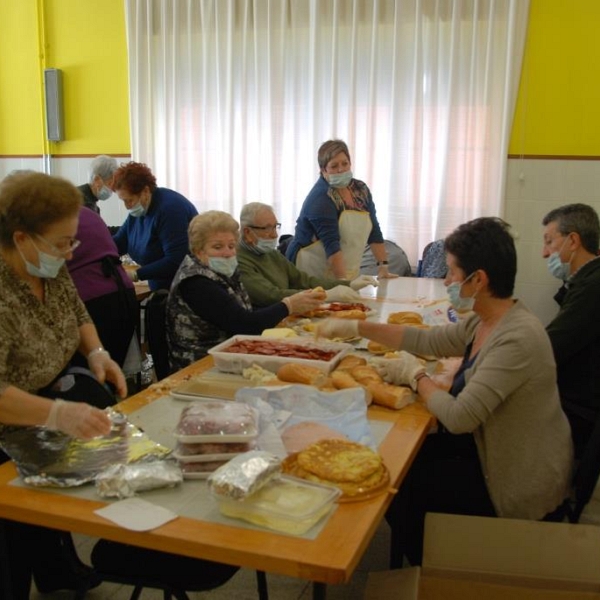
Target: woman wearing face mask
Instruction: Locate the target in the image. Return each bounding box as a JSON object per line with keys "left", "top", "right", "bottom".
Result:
{"left": 0, "top": 172, "right": 127, "bottom": 597}
{"left": 166, "top": 211, "right": 325, "bottom": 371}
{"left": 286, "top": 139, "right": 397, "bottom": 280}
{"left": 316, "top": 217, "right": 573, "bottom": 566}
{"left": 112, "top": 161, "right": 198, "bottom": 291}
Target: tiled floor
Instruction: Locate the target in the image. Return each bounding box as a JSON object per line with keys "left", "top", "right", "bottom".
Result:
{"left": 28, "top": 482, "right": 600, "bottom": 600}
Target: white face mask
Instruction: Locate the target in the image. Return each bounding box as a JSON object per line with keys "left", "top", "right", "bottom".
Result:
{"left": 546, "top": 236, "right": 572, "bottom": 280}
{"left": 97, "top": 185, "right": 112, "bottom": 201}
{"left": 254, "top": 237, "right": 278, "bottom": 254}
{"left": 208, "top": 256, "right": 238, "bottom": 277}
{"left": 128, "top": 203, "right": 145, "bottom": 218}
{"left": 327, "top": 170, "right": 353, "bottom": 188}
{"left": 17, "top": 239, "right": 65, "bottom": 279}
{"left": 446, "top": 272, "right": 477, "bottom": 311}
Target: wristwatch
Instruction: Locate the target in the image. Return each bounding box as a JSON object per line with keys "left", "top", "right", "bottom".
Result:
{"left": 377, "top": 260, "right": 389, "bottom": 266}
{"left": 411, "top": 371, "right": 429, "bottom": 392}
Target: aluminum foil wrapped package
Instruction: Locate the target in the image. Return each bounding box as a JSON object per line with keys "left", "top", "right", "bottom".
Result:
{"left": 95, "top": 459, "right": 183, "bottom": 499}
{"left": 208, "top": 450, "right": 281, "bottom": 500}
{"left": 0, "top": 410, "right": 171, "bottom": 487}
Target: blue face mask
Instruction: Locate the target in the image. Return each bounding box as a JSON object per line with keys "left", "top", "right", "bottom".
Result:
{"left": 128, "top": 203, "right": 145, "bottom": 218}
{"left": 546, "top": 237, "right": 572, "bottom": 280}
{"left": 209, "top": 256, "right": 238, "bottom": 278}
{"left": 17, "top": 241, "right": 65, "bottom": 279}
{"left": 446, "top": 272, "right": 477, "bottom": 311}
{"left": 97, "top": 185, "right": 112, "bottom": 201}
{"left": 255, "top": 238, "right": 278, "bottom": 254}
{"left": 327, "top": 170, "right": 353, "bottom": 188}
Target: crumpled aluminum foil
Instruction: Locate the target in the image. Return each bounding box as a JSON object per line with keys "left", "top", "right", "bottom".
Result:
{"left": 208, "top": 450, "right": 281, "bottom": 500}
{"left": 0, "top": 410, "right": 171, "bottom": 487}
{"left": 95, "top": 459, "right": 183, "bottom": 499}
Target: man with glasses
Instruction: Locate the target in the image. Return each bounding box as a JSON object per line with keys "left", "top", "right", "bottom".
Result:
{"left": 542, "top": 203, "right": 600, "bottom": 457}
{"left": 237, "top": 202, "right": 377, "bottom": 307}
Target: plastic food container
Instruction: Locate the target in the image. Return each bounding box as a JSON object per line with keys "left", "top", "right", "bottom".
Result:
{"left": 173, "top": 401, "right": 258, "bottom": 443}
{"left": 208, "top": 335, "right": 351, "bottom": 375}
{"left": 215, "top": 475, "right": 341, "bottom": 535}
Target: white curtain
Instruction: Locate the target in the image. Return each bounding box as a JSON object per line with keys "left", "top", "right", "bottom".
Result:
{"left": 125, "top": 0, "right": 529, "bottom": 265}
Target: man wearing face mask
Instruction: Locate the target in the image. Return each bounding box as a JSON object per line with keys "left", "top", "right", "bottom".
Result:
{"left": 77, "top": 155, "right": 118, "bottom": 215}
{"left": 542, "top": 203, "right": 600, "bottom": 457}
{"left": 286, "top": 139, "right": 397, "bottom": 280}
{"left": 237, "top": 202, "right": 378, "bottom": 307}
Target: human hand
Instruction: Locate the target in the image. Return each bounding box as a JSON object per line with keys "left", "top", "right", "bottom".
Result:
{"left": 370, "top": 351, "right": 425, "bottom": 386}
{"left": 285, "top": 289, "right": 325, "bottom": 315}
{"left": 377, "top": 265, "right": 399, "bottom": 279}
{"left": 315, "top": 318, "right": 360, "bottom": 340}
{"left": 325, "top": 285, "right": 362, "bottom": 303}
{"left": 87, "top": 349, "right": 127, "bottom": 398}
{"left": 44, "top": 399, "right": 112, "bottom": 439}
{"left": 350, "top": 275, "right": 378, "bottom": 290}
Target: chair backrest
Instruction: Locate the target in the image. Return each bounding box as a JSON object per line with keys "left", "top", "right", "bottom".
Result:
{"left": 144, "top": 289, "right": 170, "bottom": 381}
{"left": 360, "top": 239, "right": 412, "bottom": 276}
{"left": 419, "top": 239, "right": 447, "bottom": 278}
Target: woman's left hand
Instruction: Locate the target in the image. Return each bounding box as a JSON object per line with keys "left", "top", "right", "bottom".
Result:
{"left": 377, "top": 265, "right": 399, "bottom": 279}
{"left": 87, "top": 350, "right": 128, "bottom": 398}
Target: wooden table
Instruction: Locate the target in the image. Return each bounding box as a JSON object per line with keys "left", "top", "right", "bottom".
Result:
{"left": 0, "top": 276, "right": 446, "bottom": 598}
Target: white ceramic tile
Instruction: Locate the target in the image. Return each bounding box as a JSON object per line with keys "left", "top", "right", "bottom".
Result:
{"left": 564, "top": 161, "right": 600, "bottom": 202}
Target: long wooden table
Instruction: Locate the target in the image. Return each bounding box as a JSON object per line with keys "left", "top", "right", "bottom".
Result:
{"left": 0, "top": 277, "right": 446, "bottom": 598}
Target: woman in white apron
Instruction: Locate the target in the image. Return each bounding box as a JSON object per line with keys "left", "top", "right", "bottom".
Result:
{"left": 286, "top": 139, "right": 398, "bottom": 280}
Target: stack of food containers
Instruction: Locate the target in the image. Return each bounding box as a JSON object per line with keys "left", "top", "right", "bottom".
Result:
{"left": 173, "top": 401, "right": 258, "bottom": 479}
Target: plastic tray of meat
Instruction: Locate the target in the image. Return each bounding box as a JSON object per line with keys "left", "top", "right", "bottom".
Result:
{"left": 208, "top": 335, "right": 352, "bottom": 375}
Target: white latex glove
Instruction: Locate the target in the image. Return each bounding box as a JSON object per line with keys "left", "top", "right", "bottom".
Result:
{"left": 325, "top": 285, "right": 362, "bottom": 303}
{"left": 44, "top": 399, "right": 112, "bottom": 439}
{"left": 315, "top": 318, "right": 360, "bottom": 340}
{"left": 284, "top": 289, "right": 324, "bottom": 315}
{"left": 370, "top": 351, "right": 425, "bottom": 386}
{"left": 87, "top": 349, "right": 127, "bottom": 398}
{"left": 350, "top": 275, "right": 378, "bottom": 290}
{"left": 377, "top": 265, "right": 399, "bottom": 279}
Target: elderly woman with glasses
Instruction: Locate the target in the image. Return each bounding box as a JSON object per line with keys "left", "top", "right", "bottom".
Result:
{"left": 166, "top": 210, "right": 325, "bottom": 371}
{"left": 0, "top": 171, "right": 127, "bottom": 596}
{"left": 237, "top": 202, "right": 377, "bottom": 307}
{"left": 286, "top": 139, "right": 397, "bottom": 280}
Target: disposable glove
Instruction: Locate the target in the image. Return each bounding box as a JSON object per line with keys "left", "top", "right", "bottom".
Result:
{"left": 87, "top": 348, "right": 127, "bottom": 398}
{"left": 325, "top": 285, "right": 362, "bottom": 303}
{"left": 370, "top": 351, "right": 425, "bottom": 387}
{"left": 377, "top": 264, "right": 399, "bottom": 279}
{"left": 315, "top": 318, "right": 360, "bottom": 340}
{"left": 284, "top": 289, "right": 324, "bottom": 315}
{"left": 350, "top": 275, "right": 378, "bottom": 290}
{"left": 44, "top": 399, "right": 112, "bottom": 439}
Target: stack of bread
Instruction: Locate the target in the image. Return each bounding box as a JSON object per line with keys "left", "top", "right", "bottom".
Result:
{"left": 282, "top": 438, "right": 389, "bottom": 500}
{"left": 173, "top": 402, "right": 259, "bottom": 478}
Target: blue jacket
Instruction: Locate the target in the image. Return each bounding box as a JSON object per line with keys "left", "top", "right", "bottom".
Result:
{"left": 113, "top": 187, "right": 198, "bottom": 290}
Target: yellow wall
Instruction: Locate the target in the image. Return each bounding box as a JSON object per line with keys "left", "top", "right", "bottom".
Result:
{"left": 0, "top": 0, "right": 130, "bottom": 155}
{"left": 0, "top": 0, "right": 598, "bottom": 157}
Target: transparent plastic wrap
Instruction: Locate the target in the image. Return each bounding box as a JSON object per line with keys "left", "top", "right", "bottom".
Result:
{"left": 0, "top": 410, "right": 171, "bottom": 487}
{"left": 207, "top": 450, "right": 281, "bottom": 500}
{"left": 95, "top": 459, "right": 183, "bottom": 499}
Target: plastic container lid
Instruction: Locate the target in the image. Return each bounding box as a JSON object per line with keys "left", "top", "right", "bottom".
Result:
{"left": 215, "top": 475, "right": 341, "bottom": 535}
{"left": 173, "top": 401, "right": 258, "bottom": 443}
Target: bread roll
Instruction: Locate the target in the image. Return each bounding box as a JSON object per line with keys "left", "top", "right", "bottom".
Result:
{"left": 350, "top": 365, "right": 383, "bottom": 386}
{"left": 367, "top": 382, "right": 413, "bottom": 410}
{"left": 387, "top": 311, "right": 423, "bottom": 325}
{"left": 367, "top": 340, "right": 397, "bottom": 355}
{"left": 331, "top": 309, "right": 367, "bottom": 320}
{"left": 277, "top": 363, "right": 327, "bottom": 386}
{"left": 331, "top": 370, "right": 362, "bottom": 389}
{"left": 336, "top": 355, "right": 367, "bottom": 371}
{"left": 312, "top": 286, "right": 328, "bottom": 301}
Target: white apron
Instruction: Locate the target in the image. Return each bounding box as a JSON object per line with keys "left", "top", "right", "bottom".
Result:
{"left": 296, "top": 210, "right": 372, "bottom": 280}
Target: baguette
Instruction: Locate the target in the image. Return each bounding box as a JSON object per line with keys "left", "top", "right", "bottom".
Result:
{"left": 277, "top": 363, "right": 327, "bottom": 386}
{"left": 367, "top": 382, "right": 413, "bottom": 410}
{"left": 331, "top": 309, "right": 367, "bottom": 320}
{"left": 367, "top": 340, "right": 397, "bottom": 355}
{"left": 350, "top": 365, "right": 383, "bottom": 386}
{"left": 331, "top": 370, "right": 362, "bottom": 389}
{"left": 335, "top": 355, "right": 367, "bottom": 371}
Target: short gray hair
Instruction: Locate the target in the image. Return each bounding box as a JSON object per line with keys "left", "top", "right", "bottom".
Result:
{"left": 188, "top": 210, "right": 239, "bottom": 253}
{"left": 88, "top": 155, "right": 118, "bottom": 183}
{"left": 542, "top": 203, "right": 600, "bottom": 254}
{"left": 239, "top": 202, "right": 275, "bottom": 228}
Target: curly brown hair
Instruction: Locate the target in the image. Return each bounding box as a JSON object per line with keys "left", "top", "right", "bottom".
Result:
{"left": 112, "top": 161, "right": 157, "bottom": 194}
{"left": 0, "top": 172, "right": 82, "bottom": 248}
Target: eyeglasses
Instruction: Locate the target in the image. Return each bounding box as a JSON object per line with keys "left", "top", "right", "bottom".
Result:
{"left": 248, "top": 223, "right": 281, "bottom": 233}
{"left": 34, "top": 234, "right": 81, "bottom": 256}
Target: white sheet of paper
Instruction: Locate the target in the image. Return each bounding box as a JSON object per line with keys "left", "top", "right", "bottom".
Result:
{"left": 95, "top": 497, "right": 178, "bottom": 531}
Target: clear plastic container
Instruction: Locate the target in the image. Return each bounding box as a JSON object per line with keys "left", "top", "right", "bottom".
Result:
{"left": 208, "top": 335, "right": 351, "bottom": 375}
{"left": 173, "top": 401, "right": 258, "bottom": 443}
{"left": 215, "top": 475, "right": 341, "bottom": 535}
